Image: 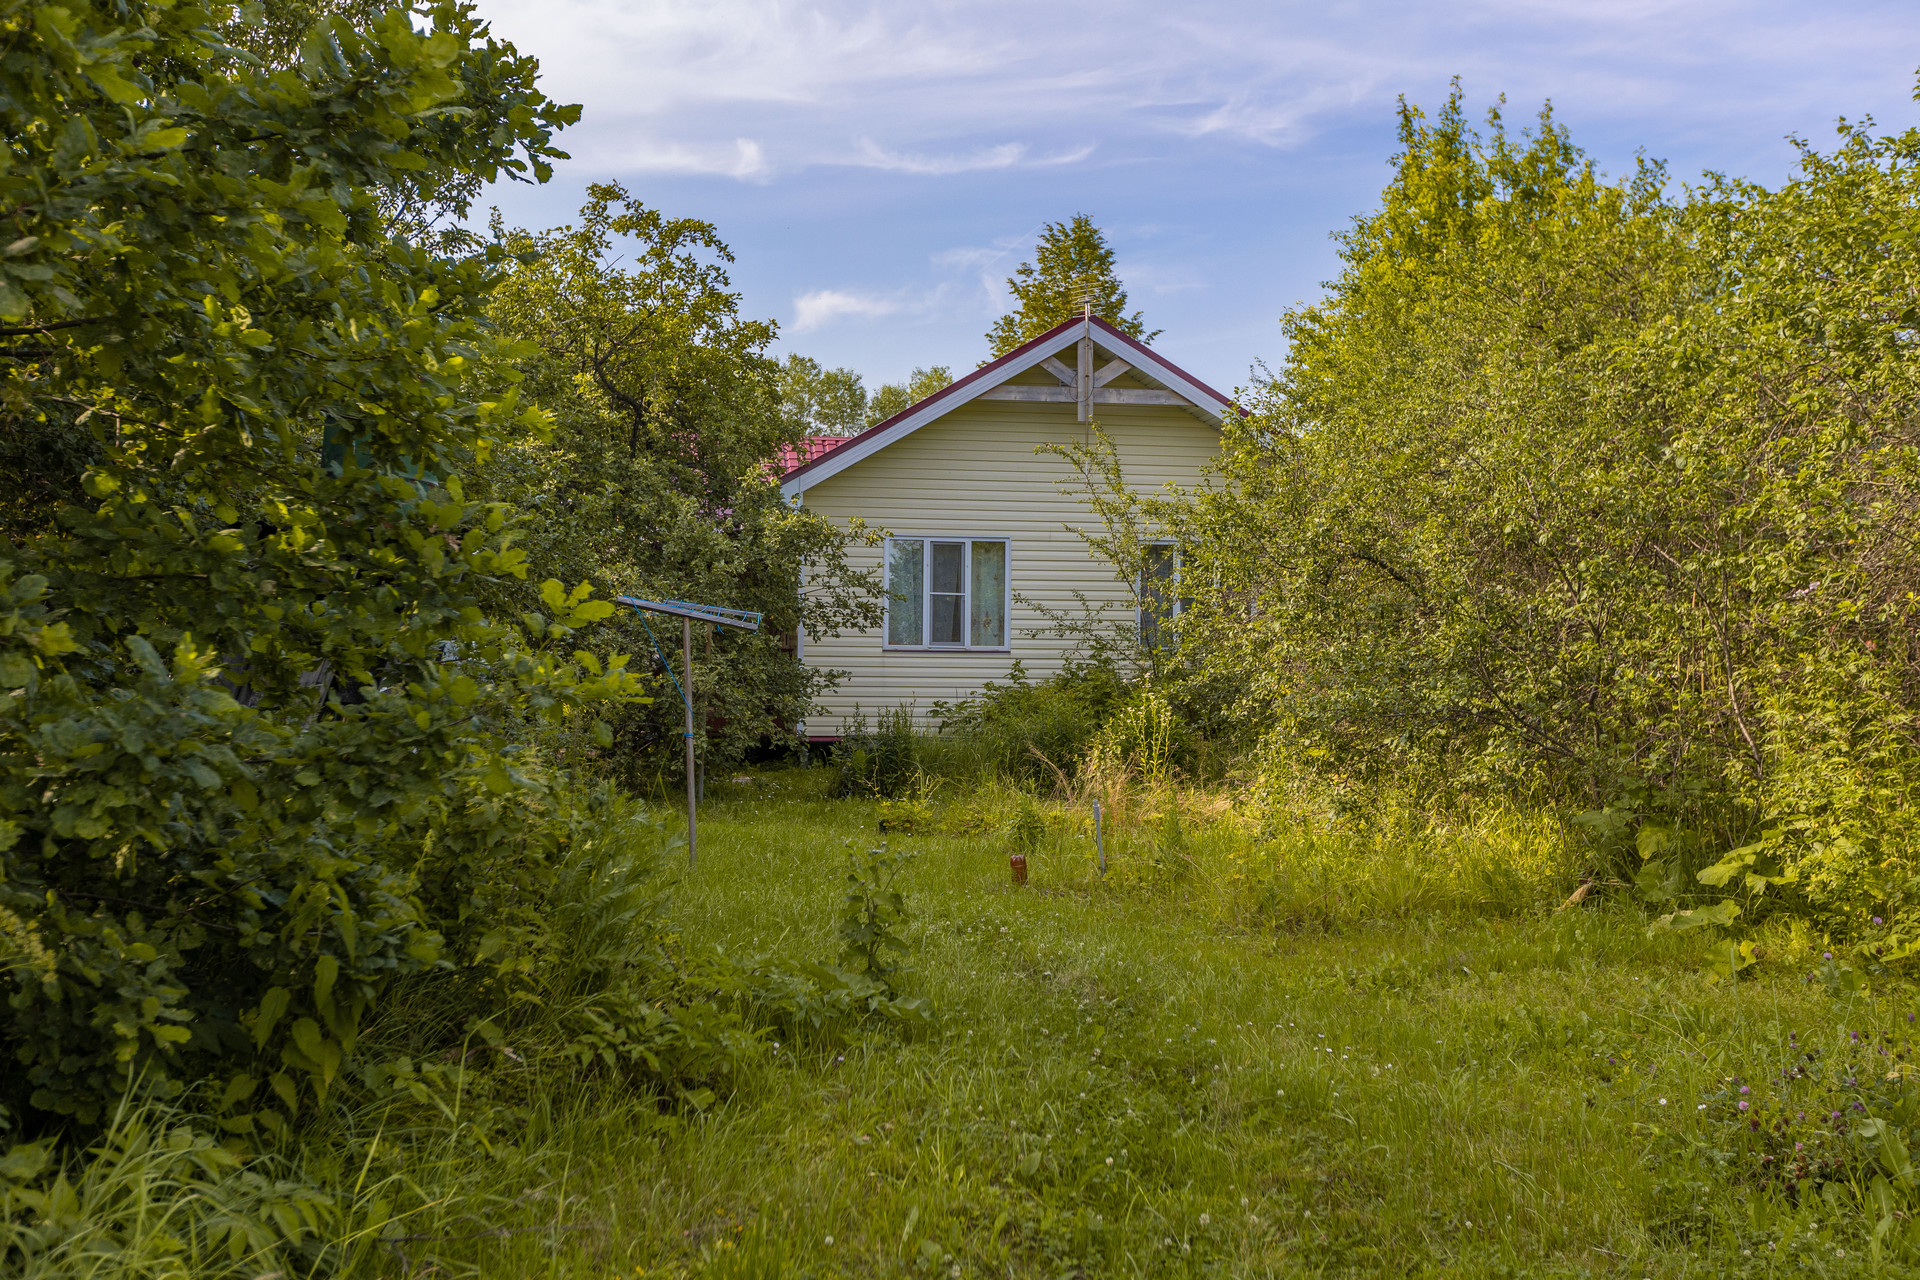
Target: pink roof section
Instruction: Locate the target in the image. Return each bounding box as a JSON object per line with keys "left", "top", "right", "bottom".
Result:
{"left": 777, "top": 314, "right": 1239, "bottom": 487}
{"left": 775, "top": 435, "right": 853, "bottom": 474}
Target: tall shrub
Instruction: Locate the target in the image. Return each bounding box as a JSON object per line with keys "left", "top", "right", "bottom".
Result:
{"left": 1176, "top": 83, "right": 1920, "bottom": 923}
{"left": 0, "top": 0, "right": 643, "bottom": 1130}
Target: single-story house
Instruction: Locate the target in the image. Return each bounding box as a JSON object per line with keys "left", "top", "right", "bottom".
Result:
{"left": 780, "top": 313, "right": 1234, "bottom": 740}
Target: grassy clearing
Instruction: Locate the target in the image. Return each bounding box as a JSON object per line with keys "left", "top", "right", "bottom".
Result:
{"left": 332, "top": 765, "right": 1920, "bottom": 1279}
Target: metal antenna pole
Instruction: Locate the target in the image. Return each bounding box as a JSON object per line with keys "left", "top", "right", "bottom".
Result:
{"left": 1078, "top": 306, "right": 1093, "bottom": 423}
{"left": 683, "top": 614, "right": 696, "bottom": 869}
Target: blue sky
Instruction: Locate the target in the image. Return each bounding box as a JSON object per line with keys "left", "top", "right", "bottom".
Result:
{"left": 469, "top": 0, "right": 1920, "bottom": 399}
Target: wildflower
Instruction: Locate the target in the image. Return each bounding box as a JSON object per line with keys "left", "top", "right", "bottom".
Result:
{"left": 1659, "top": 1098, "right": 1667, "bottom": 1105}
{"left": 1106, "top": 1157, "right": 1114, "bottom": 1166}
{"left": 1739, "top": 1085, "right": 1750, "bottom": 1095}
{"left": 1740, "top": 1101, "right": 1749, "bottom": 1111}
{"left": 824, "top": 1236, "right": 834, "bottom": 1246}
{"left": 1824, "top": 952, "right": 1833, "bottom": 960}
{"left": 1199, "top": 1213, "right": 1211, "bottom": 1227}
{"left": 1874, "top": 917, "right": 1885, "bottom": 926}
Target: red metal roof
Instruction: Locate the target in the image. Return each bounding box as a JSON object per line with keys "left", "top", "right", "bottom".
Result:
{"left": 775, "top": 435, "right": 854, "bottom": 475}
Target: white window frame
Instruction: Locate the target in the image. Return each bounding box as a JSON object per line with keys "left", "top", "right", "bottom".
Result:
{"left": 882, "top": 535, "right": 1012, "bottom": 652}
{"left": 1140, "top": 540, "right": 1183, "bottom": 648}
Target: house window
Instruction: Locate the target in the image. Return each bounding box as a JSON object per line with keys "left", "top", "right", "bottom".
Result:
{"left": 1141, "top": 542, "right": 1187, "bottom": 650}
{"left": 885, "top": 538, "right": 1009, "bottom": 649}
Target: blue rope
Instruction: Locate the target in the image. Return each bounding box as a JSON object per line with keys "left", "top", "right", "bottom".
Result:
{"left": 634, "top": 608, "right": 694, "bottom": 739}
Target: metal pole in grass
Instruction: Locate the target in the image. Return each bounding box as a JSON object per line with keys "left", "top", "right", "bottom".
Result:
{"left": 616, "top": 596, "right": 763, "bottom": 870}
{"left": 1095, "top": 800, "right": 1105, "bottom": 876}
{"left": 683, "top": 615, "right": 696, "bottom": 869}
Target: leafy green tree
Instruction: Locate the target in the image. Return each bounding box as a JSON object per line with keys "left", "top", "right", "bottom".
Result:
{"left": 0, "top": 0, "right": 649, "bottom": 1129}
{"left": 479, "top": 185, "right": 882, "bottom": 771}
{"left": 1173, "top": 81, "right": 1920, "bottom": 927}
{"left": 778, "top": 353, "right": 868, "bottom": 435}
{"left": 864, "top": 365, "right": 953, "bottom": 425}
{"left": 984, "top": 214, "right": 1156, "bottom": 356}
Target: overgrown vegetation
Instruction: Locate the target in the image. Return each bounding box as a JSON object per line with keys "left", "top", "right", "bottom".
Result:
{"left": 10, "top": 0, "right": 1920, "bottom": 1271}
{"left": 1040, "top": 80, "right": 1920, "bottom": 962}
{"left": 0, "top": 3, "right": 895, "bottom": 1273}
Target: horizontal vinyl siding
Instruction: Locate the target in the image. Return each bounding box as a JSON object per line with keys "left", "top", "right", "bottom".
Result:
{"left": 798, "top": 400, "right": 1220, "bottom": 734}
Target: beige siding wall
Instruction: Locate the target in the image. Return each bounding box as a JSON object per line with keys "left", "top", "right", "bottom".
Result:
{"left": 797, "top": 400, "right": 1220, "bottom": 735}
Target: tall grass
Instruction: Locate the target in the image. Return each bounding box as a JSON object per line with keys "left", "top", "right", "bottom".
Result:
{"left": 1, "top": 1098, "right": 336, "bottom": 1279}
{"left": 912, "top": 746, "right": 1590, "bottom": 931}
{"left": 28, "top": 752, "right": 1919, "bottom": 1277}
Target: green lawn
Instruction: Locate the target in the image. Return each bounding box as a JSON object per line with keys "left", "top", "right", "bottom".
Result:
{"left": 397, "top": 769, "right": 1918, "bottom": 1278}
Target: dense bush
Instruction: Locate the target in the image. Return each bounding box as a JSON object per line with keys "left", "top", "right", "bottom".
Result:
{"left": 1152, "top": 83, "right": 1920, "bottom": 934}
{"left": 932, "top": 661, "right": 1124, "bottom": 788}
{"left": 475, "top": 186, "right": 883, "bottom": 776}
{"left": 0, "top": 0, "right": 646, "bottom": 1133}
{"left": 827, "top": 705, "right": 924, "bottom": 798}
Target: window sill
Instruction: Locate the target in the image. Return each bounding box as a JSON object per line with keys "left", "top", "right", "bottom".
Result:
{"left": 881, "top": 646, "right": 1013, "bottom": 654}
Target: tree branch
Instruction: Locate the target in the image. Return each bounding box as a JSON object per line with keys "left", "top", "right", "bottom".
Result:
{"left": 0, "top": 317, "right": 115, "bottom": 337}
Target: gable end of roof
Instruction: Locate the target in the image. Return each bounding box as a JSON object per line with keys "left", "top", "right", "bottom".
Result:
{"left": 779, "top": 316, "right": 1237, "bottom": 498}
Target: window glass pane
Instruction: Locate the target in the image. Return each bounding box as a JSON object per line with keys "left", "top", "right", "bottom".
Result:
{"left": 929, "top": 592, "right": 964, "bottom": 644}
{"left": 1141, "top": 543, "right": 1176, "bottom": 649}
{"left": 928, "top": 542, "right": 965, "bottom": 644}
{"left": 929, "top": 541, "right": 964, "bottom": 594}
{"left": 970, "top": 541, "right": 1006, "bottom": 646}
{"left": 887, "top": 539, "right": 923, "bottom": 645}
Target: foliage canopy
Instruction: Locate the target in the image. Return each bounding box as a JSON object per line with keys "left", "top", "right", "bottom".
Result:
{"left": 985, "top": 214, "right": 1155, "bottom": 356}
{"left": 0, "top": 0, "right": 656, "bottom": 1130}
{"left": 1166, "top": 81, "right": 1920, "bottom": 929}
{"left": 478, "top": 184, "right": 882, "bottom": 771}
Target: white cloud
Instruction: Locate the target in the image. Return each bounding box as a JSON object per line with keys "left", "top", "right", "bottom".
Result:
{"left": 850, "top": 140, "right": 1027, "bottom": 175}
{"left": 846, "top": 140, "right": 1095, "bottom": 175}
{"left": 792, "top": 289, "right": 901, "bottom": 332}
{"left": 589, "top": 136, "right": 769, "bottom": 180}
{"left": 474, "top": 0, "right": 1920, "bottom": 190}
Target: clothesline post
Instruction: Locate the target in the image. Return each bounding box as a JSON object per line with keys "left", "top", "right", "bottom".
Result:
{"left": 683, "top": 614, "right": 697, "bottom": 870}
{"left": 614, "top": 595, "right": 762, "bottom": 873}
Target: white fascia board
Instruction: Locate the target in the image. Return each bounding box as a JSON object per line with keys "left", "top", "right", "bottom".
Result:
{"left": 779, "top": 331, "right": 1079, "bottom": 499}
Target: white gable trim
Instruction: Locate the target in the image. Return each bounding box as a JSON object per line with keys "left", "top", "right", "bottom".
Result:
{"left": 780, "top": 316, "right": 1234, "bottom": 500}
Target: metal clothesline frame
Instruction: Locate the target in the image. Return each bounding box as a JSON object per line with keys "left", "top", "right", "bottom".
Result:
{"left": 614, "top": 597, "right": 763, "bottom": 869}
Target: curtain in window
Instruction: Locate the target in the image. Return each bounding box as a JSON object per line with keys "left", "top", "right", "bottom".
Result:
{"left": 888, "top": 539, "right": 923, "bottom": 645}
{"left": 928, "top": 541, "right": 965, "bottom": 644}
{"left": 970, "top": 541, "right": 1006, "bottom": 646}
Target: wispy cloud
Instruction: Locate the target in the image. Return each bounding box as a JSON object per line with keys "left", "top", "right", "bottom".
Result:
{"left": 476, "top": 0, "right": 1920, "bottom": 182}
{"left": 473, "top": 0, "right": 1920, "bottom": 394}
{"left": 590, "top": 136, "right": 769, "bottom": 179}
{"left": 850, "top": 141, "right": 1027, "bottom": 175}
{"left": 846, "top": 140, "right": 1096, "bottom": 175}
{"left": 792, "top": 289, "right": 902, "bottom": 332}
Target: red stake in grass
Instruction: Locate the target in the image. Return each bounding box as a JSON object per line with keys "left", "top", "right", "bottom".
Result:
{"left": 1010, "top": 852, "right": 1028, "bottom": 886}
